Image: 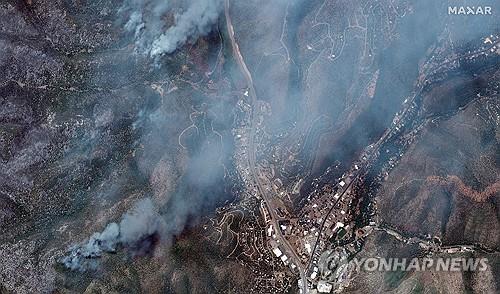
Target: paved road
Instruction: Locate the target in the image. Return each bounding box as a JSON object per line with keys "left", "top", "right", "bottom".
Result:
{"left": 305, "top": 36, "right": 500, "bottom": 272}
{"left": 224, "top": 1, "right": 308, "bottom": 292}
{"left": 306, "top": 177, "right": 357, "bottom": 271}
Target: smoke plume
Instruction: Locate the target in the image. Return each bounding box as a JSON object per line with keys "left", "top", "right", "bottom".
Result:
{"left": 61, "top": 198, "right": 163, "bottom": 271}
{"left": 119, "top": 197, "right": 162, "bottom": 245}
{"left": 61, "top": 0, "right": 229, "bottom": 273}
{"left": 150, "top": 0, "right": 223, "bottom": 56}
{"left": 120, "top": 0, "right": 223, "bottom": 56}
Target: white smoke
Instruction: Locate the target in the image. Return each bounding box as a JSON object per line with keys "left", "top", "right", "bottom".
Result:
{"left": 150, "top": 0, "right": 223, "bottom": 56}
{"left": 121, "top": 0, "right": 171, "bottom": 53}
{"left": 124, "top": 11, "right": 145, "bottom": 39}
{"left": 61, "top": 222, "right": 119, "bottom": 271}
{"left": 120, "top": 0, "right": 223, "bottom": 56}
{"left": 61, "top": 198, "right": 162, "bottom": 271}
{"left": 119, "top": 198, "right": 161, "bottom": 245}
{"left": 61, "top": 0, "right": 225, "bottom": 271}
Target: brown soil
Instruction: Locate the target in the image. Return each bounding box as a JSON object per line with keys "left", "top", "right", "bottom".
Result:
{"left": 426, "top": 175, "right": 500, "bottom": 203}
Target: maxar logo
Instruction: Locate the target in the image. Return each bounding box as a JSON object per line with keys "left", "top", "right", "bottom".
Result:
{"left": 448, "top": 6, "right": 492, "bottom": 15}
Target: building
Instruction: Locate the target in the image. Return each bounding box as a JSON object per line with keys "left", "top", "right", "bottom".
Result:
{"left": 317, "top": 280, "right": 333, "bottom": 293}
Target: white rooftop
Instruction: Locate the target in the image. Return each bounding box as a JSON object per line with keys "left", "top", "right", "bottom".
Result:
{"left": 317, "top": 280, "right": 333, "bottom": 293}
{"left": 272, "top": 247, "right": 282, "bottom": 257}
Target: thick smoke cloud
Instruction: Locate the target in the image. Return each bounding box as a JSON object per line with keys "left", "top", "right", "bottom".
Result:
{"left": 61, "top": 223, "right": 119, "bottom": 271}
{"left": 121, "top": 0, "right": 171, "bottom": 53}
{"left": 120, "top": 0, "right": 223, "bottom": 56}
{"left": 61, "top": 0, "right": 227, "bottom": 271}
{"left": 61, "top": 198, "right": 162, "bottom": 271}
{"left": 150, "top": 0, "right": 223, "bottom": 56}
{"left": 119, "top": 198, "right": 162, "bottom": 245}
{"left": 60, "top": 0, "right": 499, "bottom": 276}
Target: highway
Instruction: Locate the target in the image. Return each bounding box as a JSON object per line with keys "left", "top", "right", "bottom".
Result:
{"left": 305, "top": 177, "right": 357, "bottom": 271}
{"left": 306, "top": 36, "right": 500, "bottom": 273}
{"left": 224, "top": 1, "right": 309, "bottom": 293}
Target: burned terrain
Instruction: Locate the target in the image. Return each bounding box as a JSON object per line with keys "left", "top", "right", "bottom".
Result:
{"left": 0, "top": 0, "right": 499, "bottom": 293}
